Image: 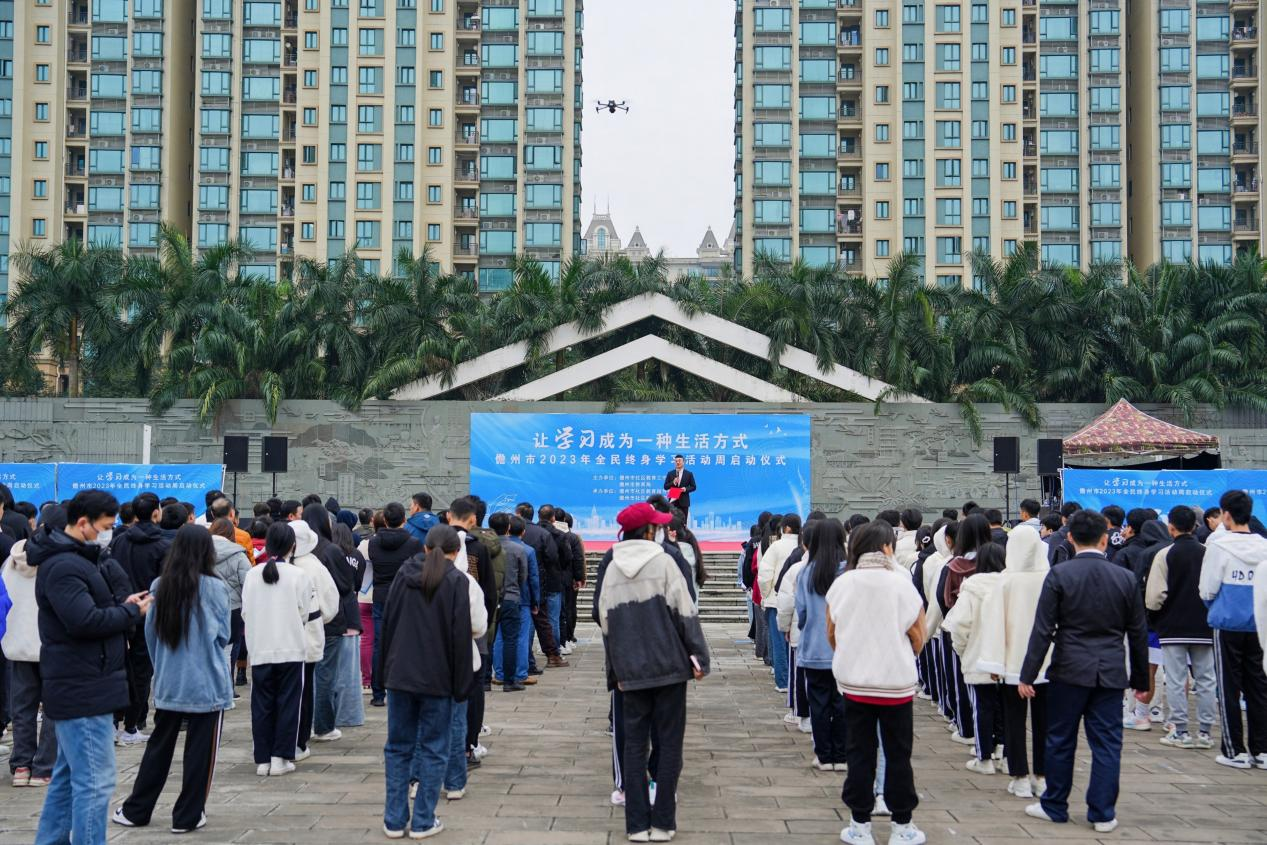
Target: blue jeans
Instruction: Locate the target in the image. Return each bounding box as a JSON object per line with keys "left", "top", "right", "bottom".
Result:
{"left": 334, "top": 634, "right": 364, "bottom": 727}
{"left": 766, "top": 607, "right": 789, "bottom": 690}
{"left": 545, "top": 591, "right": 563, "bottom": 647}
{"left": 385, "top": 691, "right": 451, "bottom": 834}
{"left": 445, "top": 701, "right": 468, "bottom": 791}
{"left": 1041, "top": 681, "right": 1122, "bottom": 824}
{"left": 314, "top": 634, "right": 343, "bottom": 736}
{"left": 371, "top": 601, "right": 385, "bottom": 700}
{"left": 492, "top": 600, "right": 522, "bottom": 684}
{"left": 35, "top": 714, "right": 116, "bottom": 845}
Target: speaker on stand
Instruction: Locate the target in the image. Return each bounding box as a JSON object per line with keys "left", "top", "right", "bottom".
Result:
{"left": 222, "top": 435, "right": 249, "bottom": 506}
{"left": 993, "top": 436, "right": 1020, "bottom": 521}
{"left": 262, "top": 436, "right": 288, "bottom": 498}
{"left": 1037, "top": 438, "right": 1064, "bottom": 508}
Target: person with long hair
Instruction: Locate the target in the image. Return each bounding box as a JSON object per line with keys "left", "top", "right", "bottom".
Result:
{"left": 285, "top": 519, "right": 340, "bottom": 758}
{"left": 935, "top": 513, "right": 992, "bottom": 747}
{"left": 209, "top": 517, "right": 250, "bottom": 702}
{"left": 112, "top": 525, "right": 232, "bottom": 834}
{"left": 829, "top": 520, "right": 928, "bottom": 845}
{"left": 945, "top": 541, "right": 1007, "bottom": 775}
{"left": 786, "top": 518, "right": 849, "bottom": 771}
{"left": 776, "top": 519, "right": 819, "bottom": 734}
{"left": 378, "top": 524, "right": 479, "bottom": 840}
{"left": 241, "top": 522, "right": 318, "bottom": 777}
{"left": 977, "top": 526, "right": 1051, "bottom": 799}
{"left": 758, "top": 514, "right": 802, "bottom": 694}
{"left": 332, "top": 523, "right": 368, "bottom": 728}
{"left": 302, "top": 502, "right": 358, "bottom": 745}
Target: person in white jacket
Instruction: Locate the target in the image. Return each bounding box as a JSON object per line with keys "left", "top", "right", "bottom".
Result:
{"left": 976, "top": 526, "right": 1051, "bottom": 799}
{"left": 894, "top": 509, "right": 923, "bottom": 571}
{"left": 242, "top": 522, "right": 321, "bottom": 777}
{"left": 286, "top": 520, "right": 340, "bottom": 760}
{"left": 944, "top": 543, "right": 1006, "bottom": 775}
{"left": 757, "top": 514, "right": 802, "bottom": 693}
{"left": 1256, "top": 567, "right": 1267, "bottom": 678}
{"left": 921, "top": 524, "right": 956, "bottom": 725}
{"left": 776, "top": 524, "right": 815, "bottom": 734}
{"left": 1, "top": 539, "right": 57, "bottom": 786}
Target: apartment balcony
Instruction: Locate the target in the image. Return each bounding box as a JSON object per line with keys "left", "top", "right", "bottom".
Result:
{"left": 66, "top": 162, "right": 87, "bottom": 178}
{"left": 1233, "top": 26, "right": 1259, "bottom": 42}
{"left": 67, "top": 83, "right": 88, "bottom": 101}
{"left": 457, "top": 18, "right": 480, "bottom": 40}
{"left": 1234, "top": 179, "right": 1260, "bottom": 194}
{"left": 280, "top": 206, "right": 295, "bottom": 218}
{"left": 838, "top": 256, "right": 862, "bottom": 273}
{"left": 284, "top": 52, "right": 297, "bottom": 68}
{"left": 68, "top": 4, "right": 89, "bottom": 26}
{"left": 284, "top": 14, "right": 298, "bottom": 29}
{"left": 64, "top": 201, "right": 86, "bottom": 217}
{"left": 839, "top": 30, "right": 862, "bottom": 49}
{"left": 837, "top": 0, "right": 860, "bottom": 8}
{"left": 454, "top": 244, "right": 478, "bottom": 259}
{"left": 1234, "top": 104, "right": 1259, "bottom": 123}
{"left": 838, "top": 65, "right": 861, "bottom": 86}
{"left": 457, "top": 91, "right": 479, "bottom": 112}
{"left": 1234, "top": 219, "right": 1259, "bottom": 233}
{"left": 1023, "top": 142, "right": 1037, "bottom": 157}
{"left": 838, "top": 176, "right": 861, "bottom": 195}
{"left": 458, "top": 53, "right": 480, "bottom": 74}
{"left": 837, "top": 220, "right": 863, "bottom": 236}
{"left": 1233, "top": 66, "right": 1258, "bottom": 83}
{"left": 456, "top": 165, "right": 479, "bottom": 185}
{"left": 455, "top": 208, "right": 479, "bottom": 225}
{"left": 283, "top": 86, "right": 297, "bottom": 105}
{"left": 1233, "top": 142, "right": 1260, "bottom": 159}
{"left": 1023, "top": 28, "right": 1036, "bottom": 45}
{"left": 838, "top": 105, "right": 861, "bottom": 124}
{"left": 67, "top": 46, "right": 88, "bottom": 64}
{"left": 67, "top": 119, "right": 87, "bottom": 139}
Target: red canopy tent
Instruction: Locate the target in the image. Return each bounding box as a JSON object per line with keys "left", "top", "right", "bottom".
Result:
{"left": 1062, "top": 399, "right": 1221, "bottom": 467}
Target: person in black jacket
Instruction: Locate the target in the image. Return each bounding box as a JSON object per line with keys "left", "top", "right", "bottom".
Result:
{"left": 303, "top": 503, "right": 356, "bottom": 743}
{"left": 0, "top": 482, "right": 32, "bottom": 542}
{"left": 377, "top": 525, "right": 475, "bottom": 840}
{"left": 1113, "top": 514, "right": 1169, "bottom": 728}
{"left": 366, "top": 502, "right": 423, "bottom": 706}
{"left": 1020, "top": 509, "right": 1148, "bottom": 834}
{"left": 108, "top": 492, "right": 170, "bottom": 743}
{"left": 34, "top": 490, "right": 153, "bottom": 845}
{"left": 662, "top": 455, "right": 698, "bottom": 521}
{"left": 448, "top": 497, "right": 497, "bottom": 760}
{"left": 536, "top": 504, "right": 572, "bottom": 653}
{"left": 515, "top": 502, "right": 566, "bottom": 668}
{"left": 556, "top": 509, "right": 586, "bottom": 650}
{"left": 1145, "top": 506, "right": 1216, "bottom": 748}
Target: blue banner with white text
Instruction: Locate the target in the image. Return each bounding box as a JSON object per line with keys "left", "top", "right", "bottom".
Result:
{"left": 0, "top": 463, "right": 58, "bottom": 508}
{"left": 1063, "top": 468, "right": 1267, "bottom": 522}
{"left": 470, "top": 413, "right": 812, "bottom": 542}
{"left": 56, "top": 464, "right": 225, "bottom": 511}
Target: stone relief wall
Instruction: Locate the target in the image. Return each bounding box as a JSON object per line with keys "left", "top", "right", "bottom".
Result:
{"left": 2, "top": 399, "right": 1265, "bottom": 517}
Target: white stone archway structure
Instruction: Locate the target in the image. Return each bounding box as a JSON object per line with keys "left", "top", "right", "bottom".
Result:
{"left": 390, "top": 292, "right": 928, "bottom": 403}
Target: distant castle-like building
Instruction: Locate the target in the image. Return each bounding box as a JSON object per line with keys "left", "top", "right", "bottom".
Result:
{"left": 582, "top": 210, "right": 734, "bottom": 281}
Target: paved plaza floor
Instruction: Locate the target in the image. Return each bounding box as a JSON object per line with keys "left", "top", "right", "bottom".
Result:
{"left": 4, "top": 623, "right": 1267, "bottom": 845}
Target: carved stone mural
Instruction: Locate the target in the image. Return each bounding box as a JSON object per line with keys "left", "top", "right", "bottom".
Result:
{"left": 1, "top": 399, "right": 1263, "bottom": 517}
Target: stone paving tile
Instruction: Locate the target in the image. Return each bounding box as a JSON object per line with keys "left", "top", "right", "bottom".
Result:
{"left": 4, "top": 622, "right": 1267, "bottom": 845}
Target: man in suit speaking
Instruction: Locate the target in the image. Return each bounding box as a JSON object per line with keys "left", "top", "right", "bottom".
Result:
{"left": 663, "top": 455, "right": 698, "bottom": 523}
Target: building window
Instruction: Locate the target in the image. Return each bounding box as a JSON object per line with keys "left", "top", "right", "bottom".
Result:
{"left": 429, "top": 32, "right": 444, "bottom": 50}
{"left": 33, "top": 219, "right": 46, "bottom": 237}
{"left": 36, "top": 26, "right": 50, "bottom": 43}
{"left": 875, "top": 201, "right": 890, "bottom": 219}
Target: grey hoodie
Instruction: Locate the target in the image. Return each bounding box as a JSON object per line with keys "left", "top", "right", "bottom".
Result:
{"left": 596, "top": 539, "right": 710, "bottom": 692}
{"left": 212, "top": 534, "right": 251, "bottom": 611}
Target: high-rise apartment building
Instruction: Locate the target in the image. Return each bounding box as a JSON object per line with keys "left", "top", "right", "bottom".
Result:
{"left": 734, "top": 0, "right": 1264, "bottom": 280}
{"left": 0, "top": 0, "right": 582, "bottom": 297}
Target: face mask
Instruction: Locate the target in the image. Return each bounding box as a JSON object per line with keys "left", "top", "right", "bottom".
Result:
{"left": 95, "top": 528, "right": 114, "bottom": 549}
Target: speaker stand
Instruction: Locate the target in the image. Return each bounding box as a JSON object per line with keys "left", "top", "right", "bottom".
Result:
{"left": 231, "top": 472, "right": 239, "bottom": 508}
{"left": 1004, "top": 472, "right": 1012, "bottom": 523}
{"left": 271, "top": 472, "right": 278, "bottom": 498}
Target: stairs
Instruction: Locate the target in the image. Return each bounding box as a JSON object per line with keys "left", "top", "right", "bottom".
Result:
{"left": 577, "top": 551, "right": 751, "bottom": 624}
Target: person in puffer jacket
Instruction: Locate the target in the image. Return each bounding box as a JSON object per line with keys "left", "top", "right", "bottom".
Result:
{"left": 597, "top": 503, "right": 710, "bottom": 843}
{"left": 2, "top": 538, "right": 58, "bottom": 785}
{"left": 1198, "top": 489, "right": 1267, "bottom": 768}
{"left": 944, "top": 542, "right": 1006, "bottom": 775}
{"left": 976, "top": 526, "right": 1051, "bottom": 799}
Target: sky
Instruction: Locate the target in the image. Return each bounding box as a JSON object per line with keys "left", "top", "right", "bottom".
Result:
{"left": 580, "top": 0, "right": 736, "bottom": 257}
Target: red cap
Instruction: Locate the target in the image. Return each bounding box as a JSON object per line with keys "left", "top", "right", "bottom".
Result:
{"left": 616, "top": 502, "right": 673, "bottom": 533}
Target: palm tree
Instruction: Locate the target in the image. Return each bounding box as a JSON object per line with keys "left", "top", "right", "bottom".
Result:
{"left": 6, "top": 239, "right": 124, "bottom": 397}
{"left": 286, "top": 250, "right": 368, "bottom": 406}
{"left": 150, "top": 274, "right": 324, "bottom": 424}
{"left": 109, "top": 224, "right": 251, "bottom": 393}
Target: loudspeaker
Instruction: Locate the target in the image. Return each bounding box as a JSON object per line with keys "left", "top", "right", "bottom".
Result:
{"left": 1037, "top": 438, "right": 1064, "bottom": 476}
{"left": 993, "top": 436, "right": 1020, "bottom": 474}
{"left": 262, "top": 436, "right": 288, "bottom": 474}
{"left": 222, "top": 436, "right": 249, "bottom": 473}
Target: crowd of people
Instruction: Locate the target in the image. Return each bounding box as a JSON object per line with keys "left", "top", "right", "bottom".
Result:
{"left": 0, "top": 483, "right": 601, "bottom": 843}
{"left": 4, "top": 473, "right": 1267, "bottom": 845}
{"left": 739, "top": 492, "right": 1267, "bottom": 844}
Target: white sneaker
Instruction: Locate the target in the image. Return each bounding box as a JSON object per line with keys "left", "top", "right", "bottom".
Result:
{"left": 256, "top": 763, "right": 270, "bottom": 777}
{"left": 775, "top": 686, "right": 789, "bottom": 693}
{"left": 991, "top": 747, "right": 1003, "bottom": 762}
{"left": 917, "top": 691, "right": 932, "bottom": 701}
{"left": 172, "top": 812, "right": 207, "bottom": 834}
{"left": 1149, "top": 705, "right": 1165, "bottom": 724}
{"left": 1094, "top": 818, "right": 1119, "bottom": 833}
{"left": 965, "top": 758, "right": 995, "bottom": 775}
{"left": 119, "top": 730, "right": 150, "bottom": 746}
{"left": 445, "top": 788, "right": 465, "bottom": 800}
{"left": 1159, "top": 730, "right": 1195, "bottom": 749}
{"left": 384, "top": 823, "right": 405, "bottom": 840}
{"left": 1255, "top": 753, "right": 1267, "bottom": 770}
{"left": 293, "top": 746, "right": 311, "bottom": 762}
{"left": 1195, "top": 733, "right": 1215, "bottom": 749}
{"left": 409, "top": 781, "right": 418, "bottom": 800}
{"left": 833, "top": 762, "right": 848, "bottom": 772}
{"left": 311, "top": 729, "right": 342, "bottom": 742}
{"left": 872, "top": 794, "right": 890, "bottom": 816}
{"left": 611, "top": 789, "right": 626, "bottom": 806}
{"left": 1031, "top": 776, "right": 1046, "bottom": 796}
{"left": 111, "top": 808, "right": 137, "bottom": 827}
{"left": 408, "top": 820, "right": 444, "bottom": 840}
{"left": 627, "top": 833, "right": 650, "bottom": 844}
{"left": 1007, "top": 777, "right": 1033, "bottom": 798}
{"left": 840, "top": 820, "right": 875, "bottom": 845}
{"left": 1216, "top": 752, "right": 1254, "bottom": 769}
{"left": 268, "top": 758, "right": 295, "bottom": 776}
{"left": 472, "top": 744, "right": 489, "bottom": 760}
{"left": 783, "top": 711, "right": 800, "bottom": 724}
{"left": 479, "top": 725, "right": 491, "bottom": 737}
{"left": 949, "top": 730, "right": 975, "bottom": 745}
{"left": 1025, "top": 802, "right": 1057, "bottom": 823}
{"left": 1122, "top": 716, "right": 1151, "bottom": 731}
{"left": 649, "top": 829, "right": 675, "bottom": 843}
{"left": 798, "top": 717, "right": 813, "bottom": 733}
{"left": 813, "top": 757, "right": 835, "bottom": 771}
{"left": 887, "top": 822, "right": 927, "bottom": 845}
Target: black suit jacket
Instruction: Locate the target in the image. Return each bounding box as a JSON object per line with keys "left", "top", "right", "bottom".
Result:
{"left": 1020, "top": 551, "right": 1149, "bottom": 690}
{"left": 663, "top": 468, "right": 697, "bottom": 511}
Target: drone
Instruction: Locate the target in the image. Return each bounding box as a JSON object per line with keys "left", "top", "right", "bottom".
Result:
{"left": 595, "top": 99, "right": 629, "bottom": 115}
